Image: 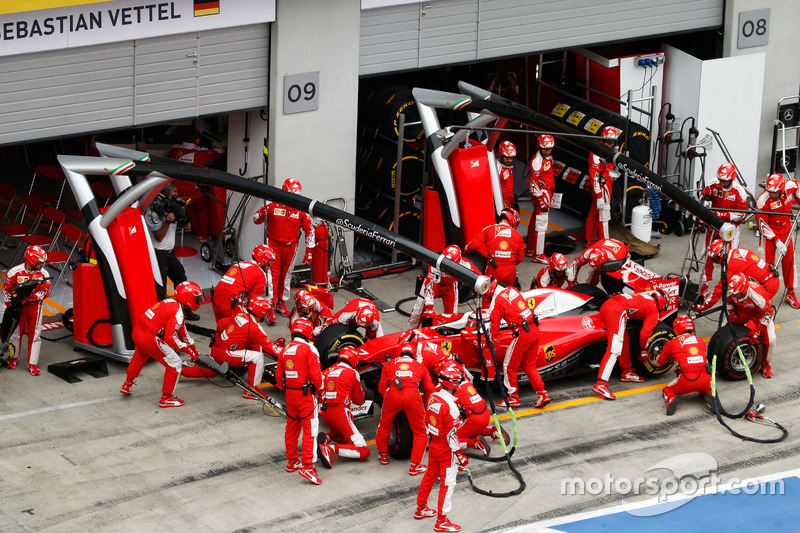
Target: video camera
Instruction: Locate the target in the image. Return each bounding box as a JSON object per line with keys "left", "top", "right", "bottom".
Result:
{"left": 152, "top": 192, "right": 191, "bottom": 228}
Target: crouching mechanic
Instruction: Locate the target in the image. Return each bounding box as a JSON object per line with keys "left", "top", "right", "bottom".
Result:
{"left": 444, "top": 362, "right": 493, "bottom": 457}
{"left": 531, "top": 252, "right": 569, "bottom": 290}
{"left": 211, "top": 296, "right": 282, "bottom": 400}
{"left": 593, "top": 290, "right": 668, "bottom": 400}
{"left": 3, "top": 245, "right": 51, "bottom": 375}
{"left": 415, "top": 365, "right": 468, "bottom": 533}
{"left": 408, "top": 245, "right": 478, "bottom": 329}
{"left": 726, "top": 273, "right": 776, "bottom": 378}
{"left": 290, "top": 288, "right": 332, "bottom": 330}
{"left": 488, "top": 282, "right": 550, "bottom": 409}
{"left": 120, "top": 281, "right": 210, "bottom": 408}
{"left": 325, "top": 298, "right": 383, "bottom": 340}
{"left": 317, "top": 346, "right": 370, "bottom": 467}
{"left": 567, "top": 238, "right": 630, "bottom": 287}
{"left": 276, "top": 317, "right": 324, "bottom": 485}
{"left": 211, "top": 244, "right": 276, "bottom": 325}
{"left": 375, "top": 342, "right": 435, "bottom": 475}
{"left": 655, "top": 315, "right": 712, "bottom": 415}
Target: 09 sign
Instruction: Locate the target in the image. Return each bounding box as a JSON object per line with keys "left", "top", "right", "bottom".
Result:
{"left": 737, "top": 8, "right": 769, "bottom": 49}
{"left": 284, "top": 72, "right": 319, "bottom": 114}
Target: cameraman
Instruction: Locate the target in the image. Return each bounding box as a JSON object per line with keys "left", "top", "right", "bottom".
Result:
{"left": 145, "top": 183, "right": 200, "bottom": 321}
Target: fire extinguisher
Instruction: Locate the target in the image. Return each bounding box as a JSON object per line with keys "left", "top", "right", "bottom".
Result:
{"left": 312, "top": 223, "right": 329, "bottom": 285}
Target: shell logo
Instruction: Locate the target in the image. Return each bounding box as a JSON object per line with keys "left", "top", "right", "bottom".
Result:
{"left": 544, "top": 345, "right": 556, "bottom": 362}
{"left": 226, "top": 325, "right": 234, "bottom": 333}
{"left": 429, "top": 416, "right": 437, "bottom": 426}
{"left": 286, "top": 360, "right": 294, "bottom": 369}
{"left": 468, "top": 386, "right": 476, "bottom": 394}
{"left": 400, "top": 363, "right": 410, "bottom": 370}
{"left": 517, "top": 301, "right": 526, "bottom": 310}
{"left": 328, "top": 382, "right": 335, "bottom": 390}
{"left": 228, "top": 267, "right": 238, "bottom": 276}
{"left": 500, "top": 241, "right": 509, "bottom": 250}
{"left": 689, "top": 347, "right": 699, "bottom": 355}
{"left": 153, "top": 302, "right": 160, "bottom": 309}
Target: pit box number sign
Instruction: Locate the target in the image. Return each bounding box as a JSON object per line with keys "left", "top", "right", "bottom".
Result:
{"left": 284, "top": 72, "right": 319, "bottom": 114}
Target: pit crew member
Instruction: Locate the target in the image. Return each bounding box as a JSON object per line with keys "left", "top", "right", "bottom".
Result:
{"left": 567, "top": 238, "right": 630, "bottom": 287}
{"left": 496, "top": 140, "right": 518, "bottom": 209}
{"left": 325, "top": 298, "right": 383, "bottom": 340}
{"left": 465, "top": 207, "right": 525, "bottom": 291}
{"left": 726, "top": 273, "right": 776, "bottom": 378}
{"left": 655, "top": 315, "right": 712, "bottom": 415}
{"left": 211, "top": 244, "right": 276, "bottom": 325}
{"left": 526, "top": 134, "right": 556, "bottom": 264}
{"left": 531, "top": 252, "right": 570, "bottom": 289}
{"left": 586, "top": 127, "right": 619, "bottom": 246}
{"left": 290, "top": 288, "right": 333, "bottom": 330}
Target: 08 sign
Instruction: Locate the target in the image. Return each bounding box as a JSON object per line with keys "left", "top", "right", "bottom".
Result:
{"left": 284, "top": 72, "right": 319, "bottom": 114}
{"left": 737, "top": 8, "right": 769, "bottom": 49}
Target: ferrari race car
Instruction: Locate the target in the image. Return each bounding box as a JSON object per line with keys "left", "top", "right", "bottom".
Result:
{"left": 310, "top": 259, "right": 765, "bottom": 458}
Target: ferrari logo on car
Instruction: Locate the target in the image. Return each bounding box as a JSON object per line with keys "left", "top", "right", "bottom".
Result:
{"left": 544, "top": 345, "right": 556, "bottom": 362}
{"left": 527, "top": 298, "right": 536, "bottom": 310}
{"left": 441, "top": 341, "right": 452, "bottom": 354}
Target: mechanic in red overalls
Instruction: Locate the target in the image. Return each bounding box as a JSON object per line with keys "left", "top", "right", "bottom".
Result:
{"left": 289, "top": 288, "right": 332, "bottom": 331}
{"left": 496, "top": 140, "right": 517, "bottom": 209}
{"left": 698, "top": 163, "right": 748, "bottom": 298}
{"left": 446, "top": 362, "right": 492, "bottom": 456}
{"left": 755, "top": 173, "right": 800, "bottom": 308}
{"left": 531, "top": 252, "right": 570, "bottom": 289}
{"left": 593, "top": 290, "right": 668, "bottom": 400}
{"left": 655, "top": 315, "right": 712, "bottom": 415}
{"left": 375, "top": 343, "right": 435, "bottom": 475}
{"left": 567, "top": 238, "right": 630, "bottom": 287}
{"left": 317, "top": 346, "right": 370, "bottom": 467}
{"left": 253, "top": 178, "right": 315, "bottom": 317}
{"left": 693, "top": 241, "right": 780, "bottom": 312}
{"left": 465, "top": 207, "right": 525, "bottom": 294}
{"left": 488, "top": 283, "right": 549, "bottom": 409}
{"left": 275, "top": 317, "right": 324, "bottom": 484}
{"left": 325, "top": 298, "right": 383, "bottom": 340}
{"left": 3, "top": 245, "right": 51, "bottom": 375}
{"left": 586, "top": 127, "right": 618, "bottom": 246}
{"left": 726, "top": 273, "right": 776, "bottom": 378}
{"left": 120, "top": 281, "right": 206, "bottom": 408}
{"left": 526, "top": 135, "right": 556, "bottom": 264}
{"left": 211, "top": 244, "right": 276, "bottom": 325}
{"left": 211, "top": 296, "right": 282, "bottom": 400}
{"left": 414, "top": 365, "right": 468, "bottom": 533}
{"left": 408, "top": 245, "right": 479, "bottom": 329}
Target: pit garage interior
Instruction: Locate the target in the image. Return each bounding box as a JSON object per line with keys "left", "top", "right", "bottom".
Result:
{"left": 1, "top": 0, "right": 800, "bottom": 531}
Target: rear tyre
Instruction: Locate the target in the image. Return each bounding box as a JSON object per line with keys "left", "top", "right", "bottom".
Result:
{"left": 708, "top": 323, "right": 763, "bottom": 380}
{"left": 631, "top": 322, "right": 675, "bottom": 377}
{"left": 389, "top": 411, "right": 413, "bottom": 459}
{"left": 314, "top": 324, "right": 365, "bottom": 370}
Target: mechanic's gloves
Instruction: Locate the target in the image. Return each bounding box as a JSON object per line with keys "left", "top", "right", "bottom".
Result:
{"left": 746, "top": 330, "right": 761, "bottom": 345}
{"left": 185, "top": 344, "right": 200, "bottom": 362}
{"left": 455, "top": 450, "right": 469, "bottom": 468}
{"left": 775, "top": 239, "right": 788, "bottom": 256}
{"left": 639, "top": 349, "right": 649, "bottom": 361}
{"left": 692, "top": 300, "right": 711, "bottom": 313}
{"left": 303, "top": 250, "right": 313, "bottom": 265}
{"left": 253, "top": 205, "right": 269, "bottom": 224}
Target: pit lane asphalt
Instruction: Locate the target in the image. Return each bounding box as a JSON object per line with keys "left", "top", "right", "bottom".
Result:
{"left": 1, "top": 228, "right": 799, "bottom": 533}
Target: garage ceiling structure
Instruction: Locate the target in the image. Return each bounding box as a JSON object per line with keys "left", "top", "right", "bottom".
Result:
{"left": 359, "top": 0, "right": 724, "bottom": 75}
{"left": 0, "top": 24, "right": 269, "bottom": 147}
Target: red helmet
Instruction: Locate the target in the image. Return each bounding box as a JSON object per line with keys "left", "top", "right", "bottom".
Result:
{"left": 294, "top": 290, "right": 317, "bottom": 314}
{"left": 672, "top": 315, "right": 695, "bottom": 336}
{"left": 282, "top": 178, "right": 302, "bottom": 194}
{"left": 500, "top": 207, "right": 521, "bottom": 228}
{"left": 587, "top": 249, "right": 609, "bottom": 269}
{"left": 549, "top": 252, "right": 568, "bottom": 273}
{"left": 438, "top": 364, "right": 462, "bottom": 392}
{"left": 717, "top": 163, "right": 736, "bottom": 184}
{"left": 175, "top": 281, "right": 203, "bottom": 311}
{"left": 338, "top": 345, "right": 360, "bottom": 367}
{"left": 538, "top": 134, "right": 555, "bottom": 149}
{"left": 443, "top": 245, "right": 462, "bottom": 263}
{"left": 650, "top": 289, "right": 669, "bottom": 312}
{"left": 355, "top": 305, "right": 376, "bottom": 327}
{"left": 25, "top": 245, "right": 47, "bottom": 268}
{"left": 397, "top": 342, "right": 415, "bottom": 358}
{"left": 290, "top": 317, "right": 315, "bottom": 340}
{"left": 766, "top": 173, "right": 785, "bottom": 193}
{"left": 601, "top": 126, "right": 619, "bottom": 140}
{"left": 252, "top": 244, "right": 275, "bottom": 267}
{"left": 728, "top": 273, "right": 749, "bottom": 297}
{"left": 498, "top": 140, "right": 516, "bottom": 158}
{"left": 248, "top": 296, "right": 272, "bottom": 320}
{"left": 708, "top": 239, "right": 725, "bottom": 264}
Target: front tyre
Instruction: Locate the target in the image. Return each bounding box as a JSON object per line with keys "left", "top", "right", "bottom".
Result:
{"left": 389, "top": 411, "right": 413, "bottom": 459}
{"left": 313, "top": 324, "right": 365, "bottom": 370}
{"left": 632, "top": 322, "right": 675, "bottom": 377}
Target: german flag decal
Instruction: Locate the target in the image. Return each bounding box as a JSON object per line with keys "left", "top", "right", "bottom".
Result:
{"left": 194, "top": 0, "right": 220, "bottom": 16}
